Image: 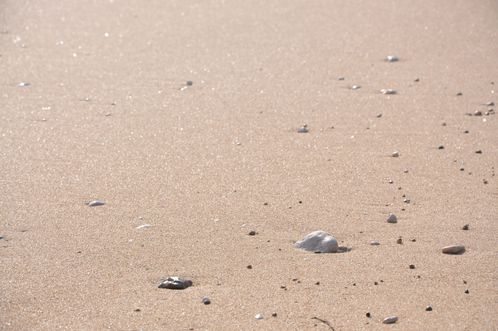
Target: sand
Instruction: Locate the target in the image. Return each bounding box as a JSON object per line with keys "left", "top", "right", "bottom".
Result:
{"left": 1, "top": 0, "right": 497, "bottom": 330}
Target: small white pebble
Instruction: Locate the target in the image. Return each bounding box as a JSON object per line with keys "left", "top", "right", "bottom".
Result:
{"left": 255, "top": 314, "right": 264, "bottom": 320}
{"left": 351, "top": 85, "right": 361, "bottom": 90}
{"left": 383, "top": 316, "right": 398, "bottom": 324}
{"left": 380, "top": 88, "right": 397, "bottom": 95}
{"left": 386, "top": 55, "right": 399, "bottom": 62}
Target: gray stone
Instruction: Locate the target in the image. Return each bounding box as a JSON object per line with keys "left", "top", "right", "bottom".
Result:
{"left": 351, "top": 85, "right": 361, "bottom": 90}
{"left": 158, "top": 277, "right": 193, "bottom": 289}
{"left": 392, "top": 151, "right": 400, "bottom": 157}
{"left": 387, "top": 213, "right": 397, "bottom": 224}
{"left": 295, "top": 230, "right": 338, "bottom": 253}
{"left": 383, "top": 316, "right": 398, "bottom": 324}
{"left": 442, "top": 245, "right": 465, "bottom": 255}
{"left": 297, "top": 124, "right": 309, "bottom": 133}
{"left": 87, "top": 200, "right": 105, "bottom": 207}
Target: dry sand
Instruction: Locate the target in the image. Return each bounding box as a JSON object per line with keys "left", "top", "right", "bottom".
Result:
{"left": 1, "top": 0, "right": 498, "bottom": 330}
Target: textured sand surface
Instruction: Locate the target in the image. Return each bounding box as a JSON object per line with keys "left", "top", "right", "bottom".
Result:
{"left": 1, "top": 1, "right": 498, "bottom": 330}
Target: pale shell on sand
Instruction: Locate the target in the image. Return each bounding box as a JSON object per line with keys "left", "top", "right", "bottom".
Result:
{"left": 295, "top": 230, "right": 338, "bottom": 253}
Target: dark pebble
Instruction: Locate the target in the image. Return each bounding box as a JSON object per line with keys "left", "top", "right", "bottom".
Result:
{"left": 247, "top": 265, "right": 252, "bottom": 269}
{"left": 465, "top": 289, "right": 469, "bottom": 294}
{"left": 425, "top": 305, "right": 433, "bottom": 312}
{"left": 366, "top": 312, "right": 371, "bottom": 318}
{"left": 248, "top": 230, "right": 257, "bottom": 236}
{"left": 409, "top": 264, "right": 416, "bottom": 269}
{"left": 186, "top": 81, "right": 193, "bottom": 86}
{"left": 438, "top": 145, "right": 445, "bottom": 150}
{"left": 475, "top": 150, "right": 482, "bottom": 154}
{"left": 462, "top": 224, "right": 469, "bottom": 230}
{"left": 202, "top": 297, "right": 211, "bottom": 305}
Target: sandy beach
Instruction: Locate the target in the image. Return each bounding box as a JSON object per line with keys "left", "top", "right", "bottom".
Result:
{"left": 1, "top": 0, "right": 497, "bottom": 330}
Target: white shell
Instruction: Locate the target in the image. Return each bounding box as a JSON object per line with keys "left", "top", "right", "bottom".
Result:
{"left": 295, "top": 230, "right": 338, "bottom": 253}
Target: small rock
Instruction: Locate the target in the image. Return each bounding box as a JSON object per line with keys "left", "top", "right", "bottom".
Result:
{"left": 387, "top": 213, "right": 398, "bottom": 224}
{"left": 442, "top": 244, "right": 465, "bottom": 255}
{"left": 248, "top": 230, "right": 257, "bottom": 236}
{"left": 186, "top": 80, "right": 193, "bottom": 86}
{"left": 247, "top": 265, "right": 253, "bottom": 269}
{"left": 87, "top": 200, "right": 105, "bottom": 207}
{"left": 456, "top": 92, "right": 463, "bottom": 96}
{"left": 414, "top": 78, "right": 420, "bottom": 82}
{"left": 485, "top": 101, "right": 495, "bottom": 106}
{"left": 370, "top": 240, "right": 380, "bottom": 246}
{"left": 409, "top": 264, "right": 415, "bottom": 269}
{"left": 376, "top": 113, "right": 382, "bottom": 118}
{"left": 202, "top": 297, "right": 211, "bottom": 305}
{"left": 351, "top": 85, "right": 361, "bottom": 90}
{"left": 294, "top": 230, "right": 339, "bottom": 253}
{"left": 438, "top": 145, "right": 445, "bottom": 150}
{"left": 297, "top": 124, "right": 309, "bottom": 133}
{"left": 272, "top": 312, "right": 278, "bottom": 317}
{"left": 158, "top": 277, "right": 193, "bottom": 290}
{"left": 18, "top": 82, "right": 30, "bottom": 87}
{"left": 425, "top": 305, "right": 433, "bottom": 311}
{"left": 255, "top": 314, "right": 264, "bottom": 320}
{"left": 392, "top": 151, "right": 400, "bottom": 157}
{"left": 474, "top": 110, "right": 482, "bottom": 116}
{"left": 337, "top": 77, "right": 345, "bottom": 81}
{"left": 136, "top": 224, "right": 153, "bottom": 230}
{"left": 465, "top": 289, "right": 469, "bottom": 294}
{"left": 475, "top": 150, "right": 482, "bottom": 154}
{"left": 462, "top": 224, "right": 469, "bottom": 230}
{"left": 380, "top": 88, "right": 397, "bottom": 95}
{"left": 396, "top": 237, "right": 403, "bottom": 244}
{"left": 386, "top": 55, "right": 399, "bottom": 62}
{"left": 366, "top": 312, "right": 371, "bottom": 318}
{"left": 383, "top": 316, "right": 398, "bottom": 324}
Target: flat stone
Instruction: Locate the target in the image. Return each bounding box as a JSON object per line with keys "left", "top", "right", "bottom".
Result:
{"left": 380, "top": 88, "right": 397, "bottom": 95}
{"left": 370, "top": 240, "right": 380, "bottom": 245}
{"left": 158, "top": 277, "right": 193, "bottom": 290}
{"left": 392, "top": 151, "right": 400, "bottom": 157}
{"left": 383, "top": 316, "right": 398, "bottom": 324}
{"left": 351, "top": 85, "right": 361, "bottom": 90}
{"left": 442, "top": 244, "right": 465, "bottom": 255}
{"left": 87, "top": 200, "right": 105, "bottom": 207}
{"left": 136, "top": 224, "right": 153, "bottom": 230}
{"left": 297, "top": 124, "right": 309, "bottom": 133}
{"left": 295, "top": 230, "right": 338, "bottom": 253}
{"left": 387, "top": 213, "right": 397, "bottom": 223}
{"left": 255, "top": 314, "right": 264, "bottom": 320}
{"left": 386, "top": 55, "right": 399, "bottom": 62}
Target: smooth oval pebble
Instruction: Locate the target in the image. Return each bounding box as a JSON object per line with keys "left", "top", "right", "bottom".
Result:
{"left": 294, "top": 230, "right": 338, "bottom": 253}
{"left": 392, "top": 151, "right": 400, "bottom": 157}
{"left": 386, "top": 55, "right": 399, "bottom": 62}
{"left": 87, "top": 200, "right": 105, "bottom": 207}
{"left": 255, "top": 314, "right": 264, "bottom": 320}
{"left": 383, "top": 316, "right": 398, "bottom": 324}
{"left": 370, "top": 240, "right": 380, "bottom": 245}
{"left": 387, "top": 213, "right": 397, "bottom": 223}
{"left": 442, "top": 245, "right": 465, "bottom": 254}
{"left": 158, "top": 277, "right": 193, "bottom": 289}
{"left": 351, "top": 85, "right": 361, "bottom": 90}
